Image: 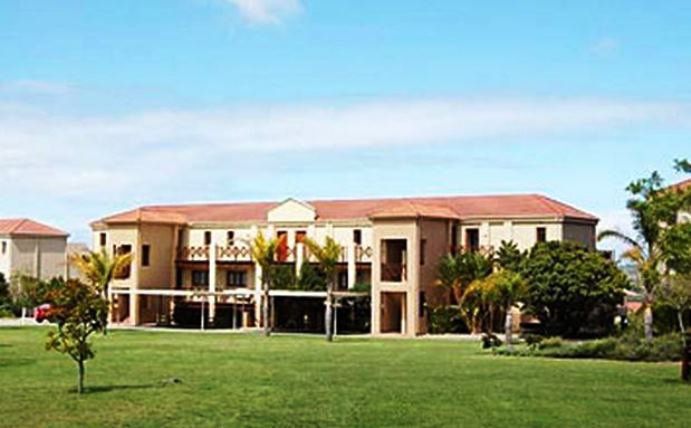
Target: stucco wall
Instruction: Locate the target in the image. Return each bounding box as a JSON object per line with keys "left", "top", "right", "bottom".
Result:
{"left": 0, "top": 238, "right": 11, "bottom": 279}
{"left": 459, "top": 220, "right": 564, "bottom": 251}
{"left": 562, "top": 222, "right": 596, "bottom": 249}
{"left": 418, "top": 219, "right": 453, "bottom": 333}
{"left": 8, "top": 237, "right": 66, "bottom": 280}
{"left": 96, "top": 226, "right": 138, "bottom": 288}
{"left": 138, "top": 224, "right": 176, "bottom": 289}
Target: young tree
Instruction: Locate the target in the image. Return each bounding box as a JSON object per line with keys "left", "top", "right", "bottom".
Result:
{"left": 598, "top": 159, "right": 691, "bottom": 341}
{"left": 302, "top": 236, "right": 342, "bottom": 342}
{"left": 37, "top": 278, "right": 108, "bottom": 394}
{"left": 250, "top": 233, "right": 285, "bottom": 337}
{"left": 495, "top": 240, "right": 526, "bottom": 272}
{"left": 522, "top": 241, "right": 628, "bottom": 337}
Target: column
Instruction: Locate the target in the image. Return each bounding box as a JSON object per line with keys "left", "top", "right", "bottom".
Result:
{"left": 347, "top": 242, "right": 356, "bottom": 289}
{"left": 295, "top": 242, "right": 304, "bottom": 277}
{"left": 208, "top": 240, "right": 217, "bottom": 324}
{"left": 254, "top": 262, "right": 263, "bottom": 327}
{"left": 129, "top": 289, "right": 140, "bottom": 326}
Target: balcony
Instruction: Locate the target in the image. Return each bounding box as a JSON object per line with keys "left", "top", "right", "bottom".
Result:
{"left": 177, "top": 244, "right": 375, "bottom": 264}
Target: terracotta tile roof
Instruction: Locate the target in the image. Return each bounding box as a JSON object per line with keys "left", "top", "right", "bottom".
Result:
{"left": 0, "top": 218, "right": 69, "bottom": 237}
{"left": 95, "top": 193, "right": 597, "bottom": 226}
{"left": 670, "top": 178, "right": 691, "bottom": 191}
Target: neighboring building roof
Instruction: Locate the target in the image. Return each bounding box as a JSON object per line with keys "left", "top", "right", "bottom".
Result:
{"left": 94, "top": 193, "right": 598, "bottom": 227}
{"left": 0, "top": 218, "right": 69, "bottom": 237}
{"left": 670, "top": 178, "right": 691, "bottom": 191}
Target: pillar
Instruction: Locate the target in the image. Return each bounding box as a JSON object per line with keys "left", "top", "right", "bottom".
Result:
{"left": 129, "top": 290, "right": 140, "bottom": 326}
{"left": 295, "top": 242, "right": 304, "bottom": 277}
{"left": 208, "top": 241, "right": 217, "bottom": 324}
{"left": 347, "top": 241, "right": 356, "bottom": 289}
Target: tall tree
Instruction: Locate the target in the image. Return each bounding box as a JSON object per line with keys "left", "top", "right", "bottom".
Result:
{"left": 303, "top": 236, "right": 342, "bottom": 342}
{"left": 522, "top": 241, "right": 629, "bottom": 337}
{"left": 436, "top": 251, "right": 494, "bottom": 304}
{"left": 250, "top": 233, "right": 285, "bottom": 337}
{"left": 598, "top": 159, "right": 691, "bottom": 341}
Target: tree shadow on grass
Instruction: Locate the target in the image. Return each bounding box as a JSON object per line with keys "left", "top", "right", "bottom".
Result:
{"left": 73, "top": 378, "right": 184, "bottom": 394}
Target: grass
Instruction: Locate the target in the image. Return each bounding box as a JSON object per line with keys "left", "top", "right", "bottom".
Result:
{"left": 0, "top": 328, "right": 689, "bottom": 427}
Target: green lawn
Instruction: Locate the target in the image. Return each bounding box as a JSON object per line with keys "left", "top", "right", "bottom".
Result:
{"left": 0, "top": 328, "right": 689, "bottom": 427}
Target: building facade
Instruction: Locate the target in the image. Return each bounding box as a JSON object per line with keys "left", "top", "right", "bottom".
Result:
{"left": 91, "top": 194, "right": 598, "bottom": 336}
{"left": 0, "top": 219, "right": 69, "bottom": 281}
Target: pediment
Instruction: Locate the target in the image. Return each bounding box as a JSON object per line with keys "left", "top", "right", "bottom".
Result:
{"left": 267, "top": 198, "right": 317, "bottom": 223}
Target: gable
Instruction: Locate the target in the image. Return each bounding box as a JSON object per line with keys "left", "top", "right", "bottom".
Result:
{"left": 267, "top": 199, "right": 317, "bottom": 223}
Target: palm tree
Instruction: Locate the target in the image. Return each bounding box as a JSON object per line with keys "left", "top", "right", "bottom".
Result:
{"left": 302, "top": 236, "right": 341, "bottom": 342}
{"left": 250, "top": 233, "right": 285, "bottom": 337}
{"left": 69, "top": 248, "right": 133, "bottom": 297}
{"left": 493, "top": 270, "right": 527, "bottom": 351}
{"left": 597, "top": 169, "right": 685, "bottom": 342}
{"left": 436, "top": 251, "right": 493, "bottom": 305}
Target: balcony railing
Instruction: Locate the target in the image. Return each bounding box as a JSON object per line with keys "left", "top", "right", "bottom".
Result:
{"left": 177, "top": 244, "right": 375, "bottom": 264}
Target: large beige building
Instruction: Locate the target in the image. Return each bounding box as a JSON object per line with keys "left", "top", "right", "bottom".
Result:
{"left": 0, "top": 219, "right": 69, "bottom": 281}
{"left": 92, "top": 194, "right": 598, "bottom": 336}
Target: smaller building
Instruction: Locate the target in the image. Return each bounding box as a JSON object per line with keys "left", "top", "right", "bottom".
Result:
{"left": 0, "top": 219, "right": 69, "bottom": 281}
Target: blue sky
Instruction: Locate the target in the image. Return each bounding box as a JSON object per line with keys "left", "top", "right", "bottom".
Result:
{"left": 0, "top": 0, "right": 690, "bottom": 247}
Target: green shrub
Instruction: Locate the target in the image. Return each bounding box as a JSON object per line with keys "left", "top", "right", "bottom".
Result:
{"left": 428, "top": 306, "right": 467, "bottom": 334}
{"left": 296, "top": 263, "right": 326, "bottom": 291}
{"left": 351, "top": 282, "right": 371, "bottom": 293}
{"left": 538, "top": 337, "right": 564, "bottom": 350}
{"left": 521, "top": 333, "right": 543, "bottom": 350}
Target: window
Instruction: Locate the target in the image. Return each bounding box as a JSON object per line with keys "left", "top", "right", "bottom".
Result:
{"left": 380, "top": 239, "right": 407, "bottom": 282}
{"left": 204, "top": 231, "right": 212, "bottom": 246}
{"left": 192, "top": 270, "right": 209, "bottom": 286}
{"left": 276, "top": 231, "right": 288, "bottom": 262}
{"left": 465, "top": 228, "right": 480, "bottom": 252}
{"left": 99, "top": 233, "right": 107, "bottom": 247}
{"left": 141, "top": 244, "right": 151, "bottom": 267}
{"left": 420, "top": 239, "right": 427, "bottom": 265}
{"left": 338, "top": 271, "right": 348, "bottom": 289}
{"left": 1, "top": 241, "right": 6, "bottom": 255}
{"left": 227, "top": 231, "right": 235, "bottom": 246}
{"left": 295, "top": 230, "right": 307, "bottom": 244}
{"left": 536, "top": 227, "right": 547, "bottom": 243}
{"left": 114, "top": 245, "right": 132, "bottom": 279}
{"left": 353, "top": 229, "right": 362, "bottom": 245}
{"left": 419, "top": 291, "right": 427, "bottom": 317}
{"left": 227, "top": 270, "right": 247, "bottom": 287}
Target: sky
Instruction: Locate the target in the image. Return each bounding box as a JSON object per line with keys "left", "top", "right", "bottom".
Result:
{"left": 0, "top": 0, "right": 690, "bottom": 249}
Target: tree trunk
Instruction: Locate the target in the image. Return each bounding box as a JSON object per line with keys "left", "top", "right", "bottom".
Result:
{"left": 678, "top": 310, "right": 687, "bottom": 348}
{"left": 644, "top": 305, "right": 654, "bottom": 343}
{"left": 505, "top": 307, "right": 513, "bottom": 352}
{"left": 263, "top": 285, "right": 271, "bottom": 337}
{"left": 325, "top": 281, "right": 334, "bottom": 342}
{"left": 77, "top": 359, "right": 85, "bottom": 394}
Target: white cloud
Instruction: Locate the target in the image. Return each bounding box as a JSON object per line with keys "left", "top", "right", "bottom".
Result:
{"left": 0, "top": 97, "right": 689, "bottom": 200}
{"left": 224, "top": 0, "right": 302, "bottom": 25}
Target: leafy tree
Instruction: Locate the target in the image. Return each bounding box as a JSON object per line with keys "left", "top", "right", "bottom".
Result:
{"left": 37, "top": 278, "right": 108, "bottom": 394}
{"left": 297, "top": 263, "right": 327, "bottom": 291}
{"left": 69, "top": 249, "right": 133, "bottom": 298}
{"left": 250, "top": 233, "right": 286, "bottom": 337}
{"left": 0, "top": 273, "right": 12, "bottom": 315}
{"left": 272, "top": 265, "right": 296, "bottom": 290}
{"left": 493, "top": 270, "right": 527, "bottom": 351}
{"left": 655, "top": 274, "right": 691, "bottom": 346}
{"left": 495, "top": 240, "right": 526, "bottom": 272}
{"left": 303, "top": 236, "right": 342, "bottom": 342}
{"left": 522, "top": 241, "right": 628, "bottom": 337}
{"left": 598, "top": 158, "right": 691, "bottom": 341}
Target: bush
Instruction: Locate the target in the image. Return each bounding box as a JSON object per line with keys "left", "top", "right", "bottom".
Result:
{"left": 521, "top": 333, "right": 543, "bottom": 350}
{"left": 428, "top": 306, "right": 467, "bottom": 334}
{"left": 538, "top": 337, "right": 564, "bottom": 350}
{"left": 482, "top": 333, "right": 503, "bottom": 349}
{"left": 504, "top": 333, "right": 683, "bottom": 362}
{"left": 296, "top": 263, "right": 326, "bottom": 291}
